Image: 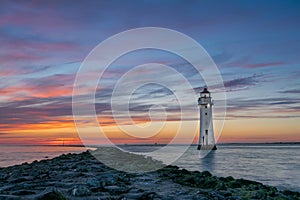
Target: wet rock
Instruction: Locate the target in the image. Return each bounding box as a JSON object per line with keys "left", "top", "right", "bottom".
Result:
{"left": 268, "top": 187, "right": 278, "bottom": 197}
{"left": 140, "top": 191, "right": 161, "bottom": 199}
{"left": 71, "top": 185, "right": 91, "bottom": 197}
{"left": 11, "top": 190, "right": 36, "bottom": 195}
{"left": 125, "top": 188, "right": 145, "bottom": 199}
{"left": 180, "top": 174, "right": 196, "bottom": 185}
{"left": 0, "top": 185, "right": 15, "bottom": 194}
{"left": 60, "top": 171, "right": 82, "bottom": 179}
{"left": 226, "top": 196, "right": 242, "bottom": 200}
{"left": 97, "top": 174, "right": 118, "bottom": 186}
{"left": 250, "top": 190, "right": 266, "bottom": 199}
{"left": 8, "top": 177, "right": 31, "bottom": 184}
{"left": 201, "top": 171, "right": 212, "bottom": 177}
{"left": 219, "top": 190, "right": 232, "bottom": 197}
{"left": 282, "top": 189, "right": 300, "bottom": 197}
{"left": 126, "top": 192, "right": 144, "bottom": 199}
{"left": 104, "top": 185, "right": 128, "bottom": 195}
{"left": 193, "top": 197, "right": 208, "bottom": 200}
{"left": 219, "top": 176, "right": 234, "bottom": 182}
{"left": 0, "top": 194, "right": 22, "bottom": 200}
{"left": 36, "top": 188, "right": 66, "bottom": 200}
{"left": 180, "top": 168, "right": 191, "bottom": 175}
{"left": 0, "top": 173, "right": 9, "bottom": 181}
{"left": 236, "top": 178, "right": 261, "bottom": 186}
{"left": 227, "top": 180, "right": 241, "bottom": 188}
{"left": 215, "top": 182, "right": 227, "bottom": 191}
{"left": 200, "top": 177, "right": 218, "bottom": 189}
{"left": 87, "top": 178, "right": 101, "bottom": 188}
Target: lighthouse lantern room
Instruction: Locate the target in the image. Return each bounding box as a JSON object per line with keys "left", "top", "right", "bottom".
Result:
{"left": 197, "top": 88, "right": 217, "bottom": 150}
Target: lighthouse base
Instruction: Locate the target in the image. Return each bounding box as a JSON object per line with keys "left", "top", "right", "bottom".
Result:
{"left": 197, "top": 144, "right": 217, "bottom": 150}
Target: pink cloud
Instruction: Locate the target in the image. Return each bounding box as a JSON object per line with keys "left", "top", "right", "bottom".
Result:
{"left": 0, "top": 73, "right": 76, "bottom": 98}
{"left": 0, "top": 52, "right": 41, "bottom": 64}
{"left": 0, "top": 84, "right": 73, "bottom": 98}
{"left": 2, "top": 38, "right": 77, "bottom": 52}
{"left": 0, "top": 3, "right": 79, "bottom": 31}
{"left": 243, "top": 61, "right": 284, "bottom": 68}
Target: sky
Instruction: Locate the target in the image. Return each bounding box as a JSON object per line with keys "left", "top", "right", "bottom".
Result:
{"left": 0, "top": 0, "right": 300, "bottom": 145}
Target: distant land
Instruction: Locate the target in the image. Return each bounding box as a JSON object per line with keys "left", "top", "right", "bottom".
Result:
{"left": 1, "top": 142, "right": 299, "bottom": 147}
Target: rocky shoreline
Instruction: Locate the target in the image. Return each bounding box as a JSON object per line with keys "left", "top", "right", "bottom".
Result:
{"left": 0, "top": 148, "right": 299, "bottom": 200}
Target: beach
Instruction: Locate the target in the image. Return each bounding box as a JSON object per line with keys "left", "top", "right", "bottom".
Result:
{"left": 0, "top": 147, "right": 299, "bottom": 200}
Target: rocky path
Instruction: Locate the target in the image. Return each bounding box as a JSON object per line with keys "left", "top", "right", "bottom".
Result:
{"left": 0, "top": 148, "right": 299, "bottom": 200}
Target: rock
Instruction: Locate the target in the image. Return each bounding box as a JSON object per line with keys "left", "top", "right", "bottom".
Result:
{"left": 235, "top": 178, "right": 261, "bottom": 186}
{"left": 200, "top": 177, "right": 218, "bottom": 189}
{"left": 282, "top": 189, "right": 300, "bottom": 197}
{"left": 71, "top": 185, "right": 91, "bottom": 197}
{"left": 219, "top": 176, "right": 234, "bottom": 182}
{"left": 0, "top": 195, "right": 22, "bottom": 200}
{"left": 227, "top": 180, "right": 241, "bottom": 188}
{"left": 11, "top": 190, "right": 36, "bottom": 195}
{"left": 226, "top": 196, "right": 242, "bottom": 200}
{"left": 201, "top": 171, "right": 212, "bottom": 177}
{"left": 8, "top": 177, "right": 30, "bottom": 184}
{"left": 215, "top": 182, "right": 227, "bottom": 191}
{"left": 36, "top": 189, "right": 67, "bottom": 200}
{"left": 268, "top": 188, "right": 278, "bottom": 197}
{"left": 180, "top": 168, "right": 191, "bottom": 174}
{"left": 219, "top": 190, "right": 232, "bottom": 197}
{"left": 104, "top": 185, "right": 127, "bottom": 195}
{"left": 60, "top": 171, "right": 82, "bottom": 179}
{"left": 140, "top": 191, "right": 161, "bottom": 199}
{"left": 97, "top": 174, "right": 118, "bottom": 186}
{"left": 126, "top": 192, "right": 144, "bottom": 199}
{"left": 196, "top": 189, "right": 210, "bottom": 195}
{"left": 128, "top": 188, "right": 144, "bottom": 193}
{"left": 87, "top": 178, "right": 101, "bottom": 188}
{"left": 193, "top": 197, "right": 208, "bottom": 200}
{"left": 180, "top": 174, "right": 196, "bottom": 185}
{"left": 125, "top": 188, "right": 146, "bottom": 199}
{"left": 250, "top": 190, "right": 266, "bottom": 199}
{"left": 0, "top": 173, "right": 9, "bottom": 180}
{"left": 174, "top": 194, "right": 195, "bottom": 200}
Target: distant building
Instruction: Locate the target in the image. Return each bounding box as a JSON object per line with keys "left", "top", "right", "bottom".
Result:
{"left": 197, "top": 88, "right": 217, "bottom": 150}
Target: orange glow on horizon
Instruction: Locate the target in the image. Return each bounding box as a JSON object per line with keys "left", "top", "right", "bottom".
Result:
{"left": 0, "top": 116, "right": 299, "bottom": 145}
{"left": 41, "top": 137, "right": 82, "bottom": 146}
{"left": 0, "top": 118, "right": 75, "bottom": 133}
{"left": 218, "top": 118, "right": 300, "bottom": 143}
{"left": 0, "top": 85, "right": 73, "bottom": 99}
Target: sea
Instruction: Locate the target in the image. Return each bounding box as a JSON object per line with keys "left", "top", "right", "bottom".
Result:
{"left": 0, "top": 144, "right": 299, "bottom": 192}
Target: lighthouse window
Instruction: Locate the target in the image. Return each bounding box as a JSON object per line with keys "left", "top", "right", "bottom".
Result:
{"left": 205, "top": 113, "right": 207, "bottom": 115}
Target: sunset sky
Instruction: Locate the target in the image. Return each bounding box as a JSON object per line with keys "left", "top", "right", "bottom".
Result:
{"left": 0, "top": 0, "right": 300, "bottom": 145}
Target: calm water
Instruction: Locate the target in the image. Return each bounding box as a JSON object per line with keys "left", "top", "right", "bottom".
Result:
{"left": 174, "top": 144, "right": 300, "bottom": 192}
{"left": 0, "top": 144, "right": 299, "bottom": 192}
{"left": 0, "top": 145, "right": 89, "bottom": 167}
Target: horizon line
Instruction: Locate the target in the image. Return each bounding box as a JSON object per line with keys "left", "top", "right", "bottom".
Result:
{"left": 1, "top": 141, "right": 300, "bottom": 147}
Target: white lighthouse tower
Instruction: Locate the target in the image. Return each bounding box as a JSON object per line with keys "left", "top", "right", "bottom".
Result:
{"left": 197, "top": 88, "right": 217, "bottom": 150}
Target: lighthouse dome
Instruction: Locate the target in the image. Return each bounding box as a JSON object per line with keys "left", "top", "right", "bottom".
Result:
{"left": 201, "top": 88, "right": 210, "bottom": 93}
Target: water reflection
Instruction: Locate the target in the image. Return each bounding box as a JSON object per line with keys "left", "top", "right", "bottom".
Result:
{"left": 199, "top": 150, "right": 216, "bottom": 172}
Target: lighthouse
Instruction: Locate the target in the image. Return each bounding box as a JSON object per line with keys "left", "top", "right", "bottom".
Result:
{"left": 197, "top": 88, "right": 217, "bottom": 150}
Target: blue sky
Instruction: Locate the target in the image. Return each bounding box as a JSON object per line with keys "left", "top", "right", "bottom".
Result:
{"left": 0, "top": 0, "right": 299, "bottom": 144}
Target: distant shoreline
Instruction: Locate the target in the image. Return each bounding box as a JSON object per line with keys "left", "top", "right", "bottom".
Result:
{"left": 0, "top": 142, "right": 300, "bottom": 147}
